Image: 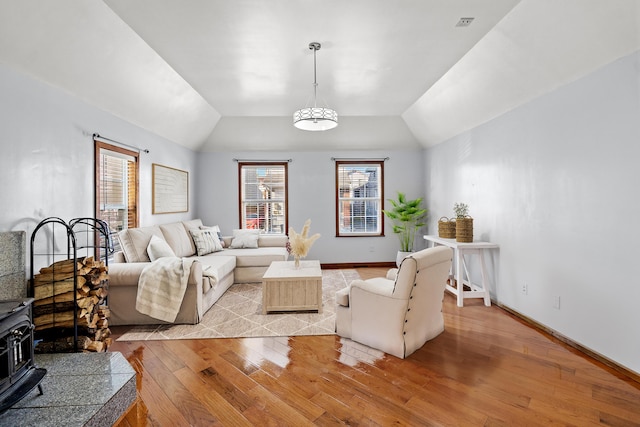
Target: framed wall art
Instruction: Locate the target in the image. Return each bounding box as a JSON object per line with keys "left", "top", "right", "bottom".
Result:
{"left": 152, "top": 163, "right": 188, "bottom": 214}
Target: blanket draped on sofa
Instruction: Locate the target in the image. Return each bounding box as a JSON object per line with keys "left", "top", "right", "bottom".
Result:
{"left": 135, "top": 257, "right": 217, "bottom": 322}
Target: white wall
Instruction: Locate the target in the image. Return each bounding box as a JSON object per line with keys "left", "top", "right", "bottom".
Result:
{"left": 4, "top": 40, "right": 636, "bottom": 375}
{"left": 0, "top": 61, "right": 425, "bottom": 267}
{"left": 195, "top": 150, "right": 425, "bottom": 263}
{"left": 0, "top": 64, "right": 198, "bottom": 239}
{"left": 424, "top": 50, "right": 640, "bottom": 374}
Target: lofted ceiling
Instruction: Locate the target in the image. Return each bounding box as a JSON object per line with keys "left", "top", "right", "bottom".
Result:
{"left": 1, "top": 1, "right": 639, "bottom": 152}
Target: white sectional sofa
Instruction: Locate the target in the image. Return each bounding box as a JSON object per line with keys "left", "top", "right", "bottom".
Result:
{"left": 108, "top": 219, "right": 288, "bottom": 326}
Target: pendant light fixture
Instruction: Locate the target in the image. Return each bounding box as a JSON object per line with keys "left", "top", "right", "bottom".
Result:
{"left": 293, "top": 42, "right": 338, "bottom": 131}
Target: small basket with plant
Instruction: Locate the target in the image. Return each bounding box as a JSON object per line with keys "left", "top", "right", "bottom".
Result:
{"left": 453, "top": 202, "right": 473, "bottom": 242}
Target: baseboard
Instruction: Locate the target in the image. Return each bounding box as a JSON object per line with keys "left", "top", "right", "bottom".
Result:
{"left": 496, "top": 301, "right": 640, "bottom": 386}
{"left": 321, "top": 261, "right": 396, "bottom": 270}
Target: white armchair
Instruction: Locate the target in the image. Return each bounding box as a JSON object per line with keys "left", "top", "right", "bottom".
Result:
{"left": 335, "top": 246, "right": 453, "bottom": 358}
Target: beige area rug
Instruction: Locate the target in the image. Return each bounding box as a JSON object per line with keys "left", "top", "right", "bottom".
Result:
{"left": 116, "top": 269, "right": 360, "bottom": 341}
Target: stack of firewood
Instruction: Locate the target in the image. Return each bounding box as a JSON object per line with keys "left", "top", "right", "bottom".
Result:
{"left": 32, "top": 256, "right": 111, "bottom": 352}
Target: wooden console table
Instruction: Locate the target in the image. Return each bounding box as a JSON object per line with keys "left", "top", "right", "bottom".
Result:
{"left": 424, "top": 235, "right": 499, "bottom": 307}
{"left": 262, "top": 260, "right": 323, "bottom": 314}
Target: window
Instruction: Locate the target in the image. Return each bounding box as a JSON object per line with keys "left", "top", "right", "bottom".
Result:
{"left": 336, "top": 161, "right": 384, "bottom": 236}
{"left": 239, "top": 163, "right": 287, "bottom": 234}
{"left": 95, "top": 141, "right": 139, "bottom": 257}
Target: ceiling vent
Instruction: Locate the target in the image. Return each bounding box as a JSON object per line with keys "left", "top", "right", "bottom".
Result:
{"left": 456, "top": 17, "right": 474, "bottom": 27}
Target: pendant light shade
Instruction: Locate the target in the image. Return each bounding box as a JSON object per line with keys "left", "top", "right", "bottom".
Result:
{"left": 293, "top": 107, "right": 338, "bottom": 131}
{"left": 293, "top": 42, "right": 338, "bottom": 131}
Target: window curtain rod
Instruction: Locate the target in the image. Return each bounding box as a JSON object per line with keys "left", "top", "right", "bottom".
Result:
{"left": 93, "top": 133, "right": 150, "bottom": 154}
{"left": 331, "top": 157, "right": 389, "bottom": 161}
{"left": 233, "top": 158, "right": 292, "bottom": 163}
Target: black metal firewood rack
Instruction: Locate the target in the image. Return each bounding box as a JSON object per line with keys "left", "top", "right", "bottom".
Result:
{"left": 29, "top": 217, "right": 112, "bottom": 353}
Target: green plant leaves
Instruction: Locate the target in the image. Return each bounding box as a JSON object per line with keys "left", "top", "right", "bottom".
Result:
{"left": 383, "top": 192, "right": 428, "bottom": 252}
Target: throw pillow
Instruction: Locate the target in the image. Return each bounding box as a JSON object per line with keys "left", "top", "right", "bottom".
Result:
{"left": 229, "top": 229, "right": 260, "bottom": 249}
{"left": 200, "top": 225, "right": 225, "bottom": 247}
{"left": 146, "top": 235, "right": 176, "bottom": 261}
{"left": 189, "top": 228, "right": 223, "bottom": 256}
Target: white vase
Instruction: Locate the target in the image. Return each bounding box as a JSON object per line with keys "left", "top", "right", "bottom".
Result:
{"left": 396, "top": 251, "right": 412, "bottom": 267}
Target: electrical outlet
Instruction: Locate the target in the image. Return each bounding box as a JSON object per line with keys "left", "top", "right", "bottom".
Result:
{"left": 553, "top": 295, "right": 561, "bottom": 310}
{"left": 521, "top": 282, "right": 528, "bottom": 295}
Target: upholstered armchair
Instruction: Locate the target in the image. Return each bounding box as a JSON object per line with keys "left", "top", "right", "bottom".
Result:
{"left": 335, "top": 246, "right": 453, "bottom": 358}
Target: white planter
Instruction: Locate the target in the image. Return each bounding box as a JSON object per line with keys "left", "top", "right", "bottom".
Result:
{"left": 396, "top": 251, "right": 412, "bottom": 267}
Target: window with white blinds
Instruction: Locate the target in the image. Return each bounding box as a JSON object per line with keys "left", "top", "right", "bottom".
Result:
{"left": 95, "top": 141, "right": 138, "bottom": 255}
{"left": 239, "top": 163, "right": 288, "bottom": 234}
{"left": 336, "top": 161, "right": 384, "bottom": 236}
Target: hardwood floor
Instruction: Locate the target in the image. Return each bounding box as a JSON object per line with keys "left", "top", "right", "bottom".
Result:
{"left": 111, "top": 268, "right": 640, "bottom": 426}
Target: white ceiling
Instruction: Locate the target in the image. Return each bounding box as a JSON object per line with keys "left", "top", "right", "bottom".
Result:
{"left": 1, "top": 1, "right": 639, "bottom": 152}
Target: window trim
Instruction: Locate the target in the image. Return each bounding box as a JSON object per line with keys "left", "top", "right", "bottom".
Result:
{"left": 238, "top": 162, "right": 289, "bottom": 234}
{"left": 335, "top": 160, "right": 385, "bottom": 237}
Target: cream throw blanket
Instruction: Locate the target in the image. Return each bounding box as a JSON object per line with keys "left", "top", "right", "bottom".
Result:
{"left": 136, "top": 257, "right": 208, "bottom": 323}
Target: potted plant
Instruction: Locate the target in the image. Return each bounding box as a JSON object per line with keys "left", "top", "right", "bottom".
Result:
{"left": 453, "top": 202, "right": 469, "bottom": 218}
{"left": 383, "top": 192, "right": 428, "bottom": 266}
{"left": 453, "top": 202, "right": 473, "bottom": 242}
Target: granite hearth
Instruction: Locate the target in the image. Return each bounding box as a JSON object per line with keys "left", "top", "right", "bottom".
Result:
{"left": 0, "top": 352, "right": 136, "bottom": 426}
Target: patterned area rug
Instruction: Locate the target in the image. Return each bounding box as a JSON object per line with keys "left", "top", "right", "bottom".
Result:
{"left": 116, "top": 269, "right": 359, "bottom": 341}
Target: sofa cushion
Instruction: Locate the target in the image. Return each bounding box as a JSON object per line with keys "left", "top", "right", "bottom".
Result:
{"left": 213, "top": 247, "right": 288, "bottom": 267}
{"left": 117, "top": 225, "right": 164, "bottom": 263}
{"left": 182, "top": 218, "right": 203, "bottom": 231}
{"left": 190, "top": 228, "right": 223, "bottom": 256}
{"left": 229, "top": 229, "right": 260, "bottom": 249}
{"left": 113, "top": 251, "right": 126, "bottom": 263}
{"left": 146, "top": 235, "right": 176, "bottom": 261}
{"left": 191, "top": 254, "right": 235, "bottom": 293}
{"left": 258, "top": 235, "right": 288, "bottom": 247}
{"left": 181, "top": 219, "right": 203, "bottom": 254}
{"left": 160, "top": 222, "right": 196, "bottom": 257}
{"left": 222, "top": 234, "right": 286, "bottom": 248}
{"left": 181, "top": 219, "right": 203, "bottom": 255}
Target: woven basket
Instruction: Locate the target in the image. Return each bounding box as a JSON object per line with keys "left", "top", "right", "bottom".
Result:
{"left": 438, "top": 217, "right": 456, "bottom": 238}
{"left": 455, "top": 216, "right": 473, "bottom": 242}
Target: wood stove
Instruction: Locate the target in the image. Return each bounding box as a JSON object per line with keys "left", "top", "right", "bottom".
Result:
{"left": 0, "top": 298, "right": 46, "bottom": 413}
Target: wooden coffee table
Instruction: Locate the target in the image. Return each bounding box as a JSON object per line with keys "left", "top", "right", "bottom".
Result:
{"left": 262, "top": 260, "right": 322, "bottom": 314}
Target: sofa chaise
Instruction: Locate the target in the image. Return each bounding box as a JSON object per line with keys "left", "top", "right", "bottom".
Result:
{"left": 108, "top": 219, "right": 288, "bottom": 326}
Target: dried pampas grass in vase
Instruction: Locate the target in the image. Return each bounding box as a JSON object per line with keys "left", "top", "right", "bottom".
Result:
{"left": 287, "top": 219, "right": 320, "bottom": 268}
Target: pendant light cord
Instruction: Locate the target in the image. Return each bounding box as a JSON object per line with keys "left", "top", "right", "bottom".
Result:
{"left": 312, "top": 45, "right": 318, "bottom": 108}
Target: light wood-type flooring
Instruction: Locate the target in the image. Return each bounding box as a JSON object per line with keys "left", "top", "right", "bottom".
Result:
{"left": 111, "top": 268, "right": 640, "bottom": 426}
